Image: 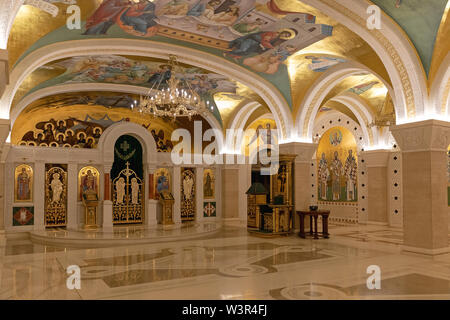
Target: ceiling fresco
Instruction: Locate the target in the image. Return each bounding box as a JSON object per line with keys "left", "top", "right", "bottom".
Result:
{"left": 5, "top": 0, "right": 448, "bottom": 135}
{"left": 370, "top": 0, "right": 449, "bottom": 75}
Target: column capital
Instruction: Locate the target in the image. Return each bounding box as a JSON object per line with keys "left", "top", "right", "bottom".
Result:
{"left": 360, "top": 150, "right": 390, "bottom": 167}
{"left": 390, "top": 120, "right": 450, "bottom": 152}
{"left": 279, "top": 142, "right": 317, "bottom": 163}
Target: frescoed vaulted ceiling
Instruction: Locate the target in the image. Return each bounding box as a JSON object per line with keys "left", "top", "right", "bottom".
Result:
{"left": 3, "top": 0, "right": 449, "bottom": 144}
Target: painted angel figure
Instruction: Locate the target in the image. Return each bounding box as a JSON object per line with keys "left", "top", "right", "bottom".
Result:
{"left": 247, "top": 123, "right": 273, "bottom": 147}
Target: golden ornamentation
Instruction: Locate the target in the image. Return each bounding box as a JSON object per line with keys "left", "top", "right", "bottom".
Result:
{"left": 45, "top": 164, "right": 67, "bottom": 227}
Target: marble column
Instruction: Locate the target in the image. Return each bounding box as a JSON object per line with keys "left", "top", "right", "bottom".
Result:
{"left": 0, "top": 119, "right": 10, "bottom": 245}
{"left": 67, "top": 162, "right": 78, "bottom": 230}
{"left": 34, "top": 161, "right": 45, "bottom": 231}
{"left": 391, "top": 120, "right": 450, "bottom": 255}
{"left": 0, "top": 49, "right": 9, "bottom": 98}
{"left": 362, "top": 150, "right": 390, "bottom": 225}
{"left": 280, "top": 142, "right": 316, "bottom": 230}
{"left": 172, "top": 166, "right": 181, "bottom": 224}
{"left": 196, "top": 167, "right": 204, "bottom": 223}
{"left": 146, "top": 166, "right": 158, "bottom": 227}
{"left": 102, "top": 165, "right": 113, "bottom": 231}
{"left": 221, "top": 158, "right": 251, "bottom": 225}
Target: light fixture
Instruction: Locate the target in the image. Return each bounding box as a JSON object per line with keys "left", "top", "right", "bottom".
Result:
{"left": 137, "top": 55, "right": 213, "bottom": 121}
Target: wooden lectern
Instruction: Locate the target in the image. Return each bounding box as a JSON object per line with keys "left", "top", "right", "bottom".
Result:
{"left": 82, "top": 190, "right": 99, "bottom": 229}
{"left": 159, "top": 190, "right": 175, "bottom": 225}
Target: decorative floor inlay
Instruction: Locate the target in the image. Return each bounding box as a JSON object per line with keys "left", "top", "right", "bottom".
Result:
{"left": 1, "top": 223, "right": 450, "bottom": 300}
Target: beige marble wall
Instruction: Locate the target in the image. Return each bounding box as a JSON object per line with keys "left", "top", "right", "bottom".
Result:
{"left": 222, "top": 167, "right": 240, "bottom": 220}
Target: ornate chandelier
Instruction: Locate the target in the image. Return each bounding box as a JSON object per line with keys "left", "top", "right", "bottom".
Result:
{"left": 136, "top": 55, "right": 213, "bottom": 121}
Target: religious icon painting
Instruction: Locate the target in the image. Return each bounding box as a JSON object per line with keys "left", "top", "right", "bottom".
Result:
{"left": 317, "top": 127, "right": 358, "bottom": 203}
{"left": 14, "top": 164, "right": 33, "bottom": 202}
{"left": 78, "top": 166, "right": 100, "bottom": 200}
{"left": 203, "top": 169, "right": 215, "bottom": 199}
{"left": 45, "top": 164, "right": 68, "bottom": 227}
{"left": 13, "top": 207, "right": 34, "bottom": 226}
{"left": 181, "top": 168, "right": 196, "bottom": 221}
{"left": 203, "top": 202, "right": 216, "bottom": 218}
{"left": 154, "top": 168, "right": 171, "bottom": 200}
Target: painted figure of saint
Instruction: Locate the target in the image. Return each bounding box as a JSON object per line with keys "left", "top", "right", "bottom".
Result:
{"left": 17, "top": 168, "right": 31, "bottom": 201}
{"left": 120, "top": 0, "right": 158, "bottom": 36}
{"left": 131, "top": 178, "right": 139, "bottom": 204}
{"left": 330, "top": 151, "right": 343, "bottom": 201}
{"left": 343, "top": 150, "right": 357, "bottom": 201}
{"left": 82, "top": 170, "right": 96, "bottom": 195}
{"left": 83, "top": 0, "right": 130, "bottom": 35}
{"left": 157, "top": 171, "right": 169, "bottom": 193}
{"left": 187, "top": 0, "right": 220, "bottom": 17}
{"left": 116, "top": 177, "right": 126, "bottom": 204}
{"left": 318, "top": 152, "right": 330, "bottom": 200}
{"left": 183, "top": 174, "right": 194, "bottom": 200}
{"left": 226, "top": 31, "right": 281, "bottom": 59}
{"left": 50, "top": 173, "right": 63, "bottom": 203}
{"left": 204, "top": 172, "right": 213, "bottom": 197}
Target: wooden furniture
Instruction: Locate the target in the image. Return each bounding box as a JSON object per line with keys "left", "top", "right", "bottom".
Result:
{"left": 159, "top": 190, "right": 174, "bottom": 225}
{"left": 296, "top": 210, "right": 331, "bottom": 239}
{"left": 246, "top": 183, "right": 269, "bottom": 230}
{"left": 82, "top": 191, "right": 99, "bottom": 229}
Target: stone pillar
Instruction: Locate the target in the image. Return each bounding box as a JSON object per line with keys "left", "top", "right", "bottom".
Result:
{"left": 0, "top": 49, "right": 9, "bottom": 98}
{"left": 391, "top": 120, "right": 450, "bottom": 255}
{"left": 280, "top": 142, "right": 317, "bottom": 230}
{"left": 172, "top": 166, "right": 181, "bottom": 224}
{"left": 102, "top": 165, "right": 113, "bottom": 230}
{"left": 67, "top": 162, "right": 78, "bottom": 230}
{"left": 34, "top": 161, "right": 45, "bottom": 231}
{"left": 362, "top": 150, "right": 390, "bottom": 225}
{"left": 221, "top": 157, "right": 250, "bottom": 225}
{"left": 196, "top": 167, "right": 204, "bottom": 223}
{"left": 146, "top": 166, "right": 157, "bottom": 227}
{"left": 0, "top": 119, "right": 10, "bottom": 245}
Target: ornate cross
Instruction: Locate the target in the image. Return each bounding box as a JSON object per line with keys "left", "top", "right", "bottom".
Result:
{"left": 120, "top": 141, "right": 130, "bottom": 152}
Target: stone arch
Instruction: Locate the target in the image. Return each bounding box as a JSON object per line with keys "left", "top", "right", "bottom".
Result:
{"left": 430, "top": 52, "right": 450, "bottom": 117}
{"left": 300, "top": 0, "right": 428, "bottom": 120}
{"left": 295, "top": 62, "right": 394, "bottom": 141}
{"left": 98, "top": 122, "right": 157, "bottom": 168}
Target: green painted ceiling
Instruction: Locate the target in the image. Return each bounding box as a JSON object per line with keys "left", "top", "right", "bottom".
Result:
{"left": 371, "top": 0, "right": 448, "bottom": 75}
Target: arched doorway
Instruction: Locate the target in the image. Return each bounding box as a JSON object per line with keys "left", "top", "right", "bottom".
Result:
{"left": 111, "top": 135, "right": 144, "bottom": 225}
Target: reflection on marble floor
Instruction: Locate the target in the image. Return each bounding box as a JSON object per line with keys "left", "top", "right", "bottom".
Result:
{"left": 1, "top": 224, "right": 450, "bottom": 300}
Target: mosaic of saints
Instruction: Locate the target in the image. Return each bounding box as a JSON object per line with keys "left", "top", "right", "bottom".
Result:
{"left": 330, "top": 151, "right": 343, "bottom": 201}
{"left": 344, "top": 150, "right": 357, "bottom": 201}
{"left": 318, "top": 153, "right": 330, "bottom": 200}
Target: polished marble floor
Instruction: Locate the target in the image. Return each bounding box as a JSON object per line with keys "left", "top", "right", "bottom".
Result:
{"left": 1, "top": 223, "right": 450, "bottom": 300}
